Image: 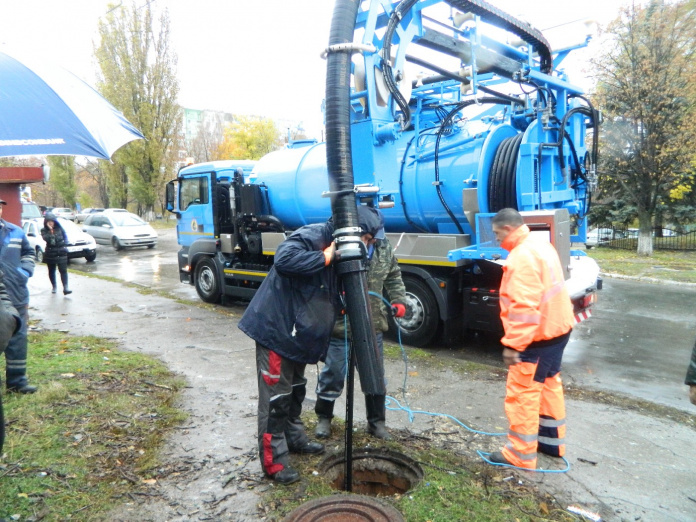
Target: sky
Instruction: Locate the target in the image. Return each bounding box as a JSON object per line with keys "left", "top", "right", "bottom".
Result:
{"left": 0, "top": 0, "right": 636, "bottom": 140}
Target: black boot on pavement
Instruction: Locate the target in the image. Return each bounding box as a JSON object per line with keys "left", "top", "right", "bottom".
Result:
{"left": 366, "top": 394, "right": 393, "bottom": 440}
{"left": 315, "top": 417, "right": 331, "bottom": 439}
{"left": 51, "top": 286, "right": 57, "bottom": 294}
{"left": 288, "top": 441, "right": 325, "bottom": 455}
{"left": 314, "top": 397, "right": 335, "bottom": 439}
{"left": 267, "top": 466, "right": 300, "bottom": 485}
{"left": 487, "top": 451, "right": 514, "bottom": 465}
{"left": 63, "top": 287, "right": 72, "bottom": 295}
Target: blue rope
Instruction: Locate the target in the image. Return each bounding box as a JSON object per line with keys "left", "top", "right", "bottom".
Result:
{"left": 367, "top": 291, "right": 570, "bottom": 473}
{"left": 477, "top": 450, "right": 571, "bottom": 473}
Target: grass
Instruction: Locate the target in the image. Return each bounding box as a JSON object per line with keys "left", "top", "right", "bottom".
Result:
{"left": 585, "top": 247, "right": 696, "bottom": 283}
{"left": 262, "top": 418, "right": 576, "bottom": 522}
{"left": 1, "top": 330, "right": 186, "bottom": 521}
{"left": 148, "top": 218, "right": 177, "bottom": 230}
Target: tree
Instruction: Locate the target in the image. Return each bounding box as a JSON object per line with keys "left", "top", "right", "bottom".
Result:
{"left": 187, "top": 113, "right": 225, "bottom": 164}
{"left": 47, "top": 156, "right": 77, "bottom": 207}
{"left": 592, "top": 0, "right": 696, "bottom": 255}
{"left": 217, "top": 116, "right": 282, "bottom": 160}
{"left": 95, "top": 2, "right": 181, "bottom": 216}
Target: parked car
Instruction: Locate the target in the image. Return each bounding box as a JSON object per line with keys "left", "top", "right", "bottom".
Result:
{"left": 75, "top": 207, "right": 105, "bottom": 223}
{"left": 82, "top": 212, "right": 157, "bottom": 251}
{"left": 23, "top": 217, "right": 97, "bottom": 262}
{"left": 586, "top": 227, "right": 625, "bottom": 247}
{"left": 52, "top": 207, "right": 76, "bottom": 221}
{"left": 102, "top": 208, "right": 129, "bottom": 214}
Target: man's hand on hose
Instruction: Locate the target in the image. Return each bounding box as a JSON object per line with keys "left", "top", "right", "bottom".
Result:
{"left": 502, "top": 347, "right": 522, "bottom": 366}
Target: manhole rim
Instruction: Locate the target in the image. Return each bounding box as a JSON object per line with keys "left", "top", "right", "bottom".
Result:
{"left": 282, "top": 493, "right": 405, "bottom": 522}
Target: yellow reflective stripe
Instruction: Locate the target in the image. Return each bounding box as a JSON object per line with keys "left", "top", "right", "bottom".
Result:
{"left": 507, "top": 312, "right": 541, "bottom": 325}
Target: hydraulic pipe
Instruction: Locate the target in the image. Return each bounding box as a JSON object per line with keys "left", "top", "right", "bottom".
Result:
{"left": 325, "top": 0, "right": 384, "bottom": 492}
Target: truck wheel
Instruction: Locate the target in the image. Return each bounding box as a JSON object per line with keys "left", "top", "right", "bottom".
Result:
{"left": 194, "top": 258, "right": 221, "bottom": 304}
{"left": 390, "top": 277, "right": 439, "bottom": 347}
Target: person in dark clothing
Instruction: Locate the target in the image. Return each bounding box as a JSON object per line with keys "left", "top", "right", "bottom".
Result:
{"left": 314, "top": 209, "right": 408, "bottom": 441}
{"left": 686, "top": 339, "right": 696, "bottom": 405}
{"left": 0, "top": 199, "right": 36, "bottom": 394}
{"left": 41, "top": 213, "right": 72, "bottom": 295}
{"left": 238, "top": 205, "right": 385, "bottom": 485}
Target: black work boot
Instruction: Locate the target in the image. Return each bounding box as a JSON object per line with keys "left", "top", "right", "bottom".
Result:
{"left": 314, "top": 397, "right": 334, "bottom": 439}
{"left": 267, "top": 465, "right": 300, "bottom": 484}
{"left": 365, "top": 394, "right": 392, "bottom": 440}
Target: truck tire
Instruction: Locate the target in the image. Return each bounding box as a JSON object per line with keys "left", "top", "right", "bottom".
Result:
{"left": 194, "top": 258, "right": 221, "bottom": 304}
{"left": 390, "top": 277, "right": 439, "bottom": 347}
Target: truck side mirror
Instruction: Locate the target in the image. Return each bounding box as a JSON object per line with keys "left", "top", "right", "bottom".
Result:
{"left": 165, "top": 181, "right": 179, "bottom": 216}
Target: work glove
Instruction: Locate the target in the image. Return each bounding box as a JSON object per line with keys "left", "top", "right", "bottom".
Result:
{"left": 391, "top": 303, "right": 406, "bottom": 318}
{"left": 323, "top": 242, "right": 336, "bottom": 266}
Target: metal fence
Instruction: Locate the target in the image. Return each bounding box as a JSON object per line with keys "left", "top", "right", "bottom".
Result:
{"left": 590, "top": 225, "right": 696, "bottom": 251}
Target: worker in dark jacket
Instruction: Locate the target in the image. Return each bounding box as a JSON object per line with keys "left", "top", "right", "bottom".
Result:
{"left": 41, "top": 213, "right": 72, "bottom": 295}
{"left": 686, "top": 339, "right": 696, "bottom": 405}
{"left": 314, "top": 210, "right": 408, "bottom": 441}
{"left": 238, "top": 205, "right": 384, "bottom": 485}
{"left": 0, "top": 270, "right": 22, "bottom": 453}
{"left": 0, "top": 199, "right": 36, "bottom": 393}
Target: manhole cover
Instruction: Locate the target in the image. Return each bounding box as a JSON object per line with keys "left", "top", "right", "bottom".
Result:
{"left": 320, "top": 448, "right": 423, "bottom": 497}
{"left": 283, "top": 494, "right": 404, "bottom": 522}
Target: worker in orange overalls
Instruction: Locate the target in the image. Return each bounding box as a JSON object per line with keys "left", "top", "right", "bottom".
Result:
{"left": 487, "top": 208, "right": 575, "bottom": 469}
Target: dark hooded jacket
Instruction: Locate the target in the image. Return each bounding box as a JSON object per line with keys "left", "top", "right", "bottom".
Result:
{"left": 238, "top": 221, "right": 340, "bottom": 364}
{"left": 40, "top": 213, "right": 69, "bottom": 265}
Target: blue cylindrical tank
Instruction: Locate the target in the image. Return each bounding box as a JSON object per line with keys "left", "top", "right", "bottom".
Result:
{"left": 251, "top": 124, "right": 520, "bottom": 233}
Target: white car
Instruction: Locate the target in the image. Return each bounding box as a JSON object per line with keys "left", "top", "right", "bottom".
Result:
{"left": 82, "top": 212, "right": 157, "bottom": 251}
{"left": 586, "top": 227, "right": 625, "bottom": 247}
{"left": 23, "top": 217, "right": 97, "bottom": 262}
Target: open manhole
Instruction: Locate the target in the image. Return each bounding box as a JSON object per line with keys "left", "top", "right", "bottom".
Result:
{"left": 320, "top": 448, "right": 424, "bottom": 497}
{"left": 283, "top": 494, "right": 405, "bottom": 522}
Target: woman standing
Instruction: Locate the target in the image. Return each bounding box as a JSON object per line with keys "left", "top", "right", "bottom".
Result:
{"left": 40, "top": 213, "right": 71, "bottom": 295}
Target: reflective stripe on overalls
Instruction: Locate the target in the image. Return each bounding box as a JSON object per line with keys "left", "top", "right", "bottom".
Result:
{"left": 501, "top": 337, "right": 568, "bottom": 469}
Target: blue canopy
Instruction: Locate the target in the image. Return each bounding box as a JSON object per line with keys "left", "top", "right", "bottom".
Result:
{"left": 0, "top": 51, "right": 144, "bottom": 160}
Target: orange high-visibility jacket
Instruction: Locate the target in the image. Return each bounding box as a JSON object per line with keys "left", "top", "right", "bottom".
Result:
{"left": 499, "top": 225, "right": 574, "bottom": 351}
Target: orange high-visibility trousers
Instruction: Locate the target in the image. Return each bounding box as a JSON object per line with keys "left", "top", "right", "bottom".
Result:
{"left": 501, "top": 336, "right": 568, "bottom": 469}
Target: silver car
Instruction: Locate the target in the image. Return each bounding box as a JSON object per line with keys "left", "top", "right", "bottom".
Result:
{"left": 52, "top": 207, "right": 76, "bottom": 221}
{"left": 75, "top": 207, "right": 105, "bottom": 223}
{"left": 82, "top": 212, "right": 158, "bottom": 251}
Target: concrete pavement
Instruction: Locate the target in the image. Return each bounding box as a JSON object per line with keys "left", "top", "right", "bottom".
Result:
{"left": 25, "top": 267, "right": 696, "bottom": 521}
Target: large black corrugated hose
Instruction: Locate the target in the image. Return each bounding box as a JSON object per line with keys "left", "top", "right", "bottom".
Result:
{"left": 325, "top": 0, "right": 384, "bottom": 493}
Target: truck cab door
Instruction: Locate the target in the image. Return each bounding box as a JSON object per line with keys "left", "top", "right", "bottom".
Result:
{"left": 177, "top": 173, "right": 214, "bottom": 248}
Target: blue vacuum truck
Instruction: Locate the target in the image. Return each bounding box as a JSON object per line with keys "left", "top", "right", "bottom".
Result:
{"left": 166, "top": 0, "right": 601, "bottom": 348}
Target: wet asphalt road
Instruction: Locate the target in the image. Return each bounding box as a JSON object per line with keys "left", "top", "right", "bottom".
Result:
{"left": 67, "top": 228, "right": 696, "bottom": 412}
